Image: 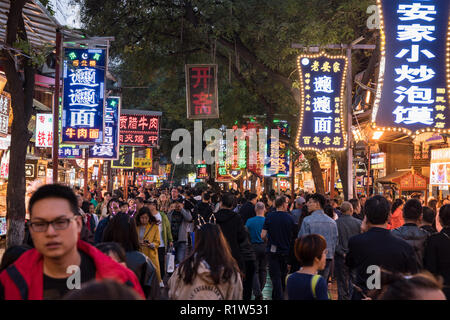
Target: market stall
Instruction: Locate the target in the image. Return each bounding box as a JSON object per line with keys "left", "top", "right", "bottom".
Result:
{"left": 376, "top": 169, "right": 429, "bottom": 200}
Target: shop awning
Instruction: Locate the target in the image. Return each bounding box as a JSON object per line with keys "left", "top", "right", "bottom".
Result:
{"left": 376, "top": 169, "right": 412, "bottom": 184}
{"left": 0, "top": 0, "right": 61, "bottom": 48}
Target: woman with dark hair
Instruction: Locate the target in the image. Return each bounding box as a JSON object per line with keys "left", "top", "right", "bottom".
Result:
{"left": 370, "top": 270, "right": 445, "bottom": 300}
{"left": 96, "top": 242, "right": 127, "bottom": 267}
{"left": 424, "top": 204, "right": 450, "bottom": 299}
{"left": 94, "top": 198, "right": 119, "bottom": 244}
{"left": 168, "top": 223, "right": 243, "bottom": 300}
{"left": 286, "top": 234, "right": 330, "bottom": 300}
{"left": 102, "top": 213, "right": 160, "bottom": 299}
{"left": 136, "top": 207, "right": 161, "bottom": 283}
{"left": 387, "top": 198, "right": 404, "bottom": 230}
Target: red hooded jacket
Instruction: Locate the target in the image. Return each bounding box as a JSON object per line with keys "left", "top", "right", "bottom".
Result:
{"left": 0, "top": 240, "right": 145, "bottom": 300}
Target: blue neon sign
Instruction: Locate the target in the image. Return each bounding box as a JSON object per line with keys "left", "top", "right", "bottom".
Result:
{"left": 62, "top": 48, "right": 106, "bottom": 144}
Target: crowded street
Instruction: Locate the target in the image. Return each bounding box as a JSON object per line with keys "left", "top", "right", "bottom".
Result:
{"left": 0, "top": 0, "right": 449, "bottom": 308}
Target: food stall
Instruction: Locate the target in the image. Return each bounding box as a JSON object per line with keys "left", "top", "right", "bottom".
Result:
{"left": 376, "top": 168, "right": 429, "bottom": 200}
{"left": 430, "top": 147, "right": 450, "bottom": 200}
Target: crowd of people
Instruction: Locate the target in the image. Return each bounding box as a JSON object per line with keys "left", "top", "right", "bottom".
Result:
{"left": 0, "top": 182, "right": 449, "bottom": 300}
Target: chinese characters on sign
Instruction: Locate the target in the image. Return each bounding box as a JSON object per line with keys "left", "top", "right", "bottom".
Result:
{"left": 59, "top": 145, "right": 83, "bottom": 159}
{"left": 35, "top": 114, "right": 53, "bottom": 148}
{"left": 373, "top": 0, "right": 450, "bottom": 135}
{"left": 196, "top": 164, "right": 208, "bottom": 179}
{"left": 186, "top": 64, "right": 219, "bottom": 119}
{"left": 295, "top": 53, "right": 348, "bottom": 151}
{"left": 112, "top": 146, "right": 135, "bottom": 169}
{"left": 134, "top": 149, "right": 153, "bottom": 168}
{"left": 62, "top": 48, "right": 106, "bottom": 144}
{"left": 0, "top": 92, "right": 10, "bottom": 137}
{"left": 89, "top": 97, "right": 120, "bottom": 159}
{"left": 119, "top": 112, "right": 160, "bottom": 147}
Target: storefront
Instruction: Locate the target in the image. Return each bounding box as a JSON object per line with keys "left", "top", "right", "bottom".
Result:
{"left": 376, "top": 169, "right": 429, "bottom": 200}
{"left": 430, "top": 148, "right": 450, "bottom": 200}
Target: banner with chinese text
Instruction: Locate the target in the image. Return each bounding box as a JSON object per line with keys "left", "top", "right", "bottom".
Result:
{"left": 372, "top": 0, "right": 450, "bottom": 135}
{"left": 0, "top": 92, "right": 10, "bottom": 137}
{"left": 196, "top": 164, "right": 208, "bottom": 179}
{"left": 112, "top": 146, "right": 135, "bottom": 169}
{"left": 35, "top": 113, "right": 53, "bottom": 148}
{"left": 62, "top": 47, "right": 106, "bottom": 144}
{"left": 119, "top": 111, "right": 160, "bottom": 147}
{"left": 186, "top": 64, "right": 219, "bottom": 119}
{"left": 295, "top": 53, "right": 348, "bottom": 151}
{"left": 59, "top": 144, "right": 83, "bottom": 159}
{"left": 89, "top": 96, "right": 120, "bottom": 159}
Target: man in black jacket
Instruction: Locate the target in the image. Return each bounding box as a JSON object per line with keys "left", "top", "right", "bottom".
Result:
{"left": 346, "top": 195, "right": 418, "bottom": 300}
{"left": 239, "top": 193, "right": 258, "bottom": 225}
{"left": 424, "top": 204, "right": 450, "bottom": 299}
{"left": 193, "top": 192, "right": 214, "bottom": 227}
{"left": 215, "top": 193, "right": 248, "bottom": 272}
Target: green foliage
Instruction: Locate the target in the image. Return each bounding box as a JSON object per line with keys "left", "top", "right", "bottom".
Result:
{"left": 74, "top": 0, "right": 376, "bottom": 160}
{"left": 39, "top": 0, "right": 55, "bottom": 16}
{"left": 13, "top": 39, "right": 53, "bottom": 68}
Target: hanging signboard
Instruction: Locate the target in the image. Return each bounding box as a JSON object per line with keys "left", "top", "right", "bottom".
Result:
{"left": 35, "top": 113, "right": 53, "bottom": 148}
{"left": 25, "top": 163, "right": 35, "bottom": 179}
{"left": 89, "top": 96, "right": 120, "bottom": 159}
{"left": 112, "top": 146, "right": 135, "bottom": 169}
{"left": 185, "top": 64, "right": 219, "bottom": 119}
{"left": 196, "top": 164, "right": 208, "bottom": 179}
{"left": 59, "top": 144, "right": 83, "bottom": 159}
{"left": 119, "top": 110, "right": 161, "bottom": 147}
{"left": 265, "top": 121, "right": 290, "bottom": 177}
{"left": 372, "top": 0, "right": 450, "bottom": 136}
{"left": 134, "top": 149, "right": 152, "bottom": 168}
{"left": 62, "top": 47, "right": 107, "bottom": 144}
{"left": 37, "top": 163, "right": 47, "bottom": 178}
{"left": 295, "top": 52, "right": 348, "bottom": 151}
{"left": 0, "top": 92, "right": 10, "bottom": 138}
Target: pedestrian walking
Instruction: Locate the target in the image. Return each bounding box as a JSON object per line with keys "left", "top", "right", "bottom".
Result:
{"left": 391, "top": 199, "right": 430, "bottom": 269}
{"left": 0, "top": 184, "right": 144, "bottom": 300}
{"left": 167, "top": 223, "right": 243, "bottom": 300}
{"left": 261, "top": 195, "right": 295, "bottom": 300}
{"left": 298, "top": 193, "right": 338, "bottom": 283}
{"left": 335, "top": 201, "right": 361, "bottom": 300}
{"left": 346, "top": 195, "right": 419, "bottom": 300}
{"left": 286, "top": 234, "right": 330, "bottom": 300}
{"left": 136, "top": 207, "right": 161, "bottom": 283}
{"left": 245, "top": 202, "right": 267, "bottom": 300}
{"left": 424, "top": 204, "right": 450, "bottom": 299}
{"left": 167, "top": 199, "right": 193, "bottom": 264}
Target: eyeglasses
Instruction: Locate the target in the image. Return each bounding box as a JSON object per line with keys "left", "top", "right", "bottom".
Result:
{"left": 28, "top": 217, "right": 77, "bottom": 232}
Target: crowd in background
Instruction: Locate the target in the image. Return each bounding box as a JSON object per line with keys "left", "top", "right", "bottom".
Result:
{"left": 0, "top": 182, "right": 449, "bottom": 300}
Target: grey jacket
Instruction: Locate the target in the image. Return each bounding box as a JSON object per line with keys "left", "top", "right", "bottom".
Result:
{"left": 392, "top": 223, "right": 430, "bottom": 268}
{"left": 298, "top": 210, "right": 338, "bottom": 259}
{"left": 167, "top": 208, "right": 193, "bottom": 243}
{"left": 335, "top": 215, "right": 361, "bottom": 257}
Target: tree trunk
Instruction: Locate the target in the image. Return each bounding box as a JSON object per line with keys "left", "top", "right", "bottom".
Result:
{"left": 304, "top": 151, "right": 325, "bottom": 195}
{"left": 335, "top": 151, "right": 349, "bottom": 200}
{"left": 2, "top": 0, "right": 35, "bottom": 248}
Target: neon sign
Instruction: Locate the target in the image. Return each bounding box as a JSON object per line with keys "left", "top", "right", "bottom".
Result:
{"left": 89, "top": 96, "right": 120, "bottom": 159}
{"left": 295, "top": 52, "right": 348, "bottom": 151}
{"left": 372, "top": 0, "right": 450, "bottom": 137}
{"left": 186, "top": 64, "right": 219, "bottom": 119}
{"left": 62, "top": 48, "right": 106, "bottom": 144}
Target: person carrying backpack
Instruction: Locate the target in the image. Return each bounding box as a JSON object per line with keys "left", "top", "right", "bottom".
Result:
{"left": 286, "top": 234, "right": 331, "bottom": 300}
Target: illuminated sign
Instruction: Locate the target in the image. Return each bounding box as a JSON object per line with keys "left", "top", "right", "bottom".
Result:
{"left": 265, "top": 121, "right": 290, "bottom": 177}
{"left": 89, "top": 96, "right": 120, "bottom": 159}
{"left": 112, "top": 146, "right": 135, "bottom": 169}
{"left": 186, "top": 64, "right": 219, "bottom": 119}
{"left": 134, "top": 149, "right": 153, "bottom": 168}
{"left": 196, "top": 164, "right": 208, "bottom": 179}
{"left": 62, "top": 48, "right": 106, "bottom": 144}
{"left": 35, "top": 114, "right": 53, "bottom": 148}
{"left": 119, "top": 111, "right": 161, "bottom": 147}
{"left": 59, "top": 144, "right": 83, "bottom": 159}
{"left": 0, "top": 92, "right": 10, "bottom": 137}
{"left": 372, "top": 0, "right": 450, "bottom": 137}
{"left": 295, "top": 52, "right": 348, "bottom": 151}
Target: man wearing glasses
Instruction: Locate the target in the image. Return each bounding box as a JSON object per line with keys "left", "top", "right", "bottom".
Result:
{"left": 0, "top": 184, "right": 144, "bottom": 300}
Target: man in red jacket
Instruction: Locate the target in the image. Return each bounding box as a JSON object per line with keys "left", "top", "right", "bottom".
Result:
{"left": 0, "top": 184, "right": 145, "bottom": 300}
